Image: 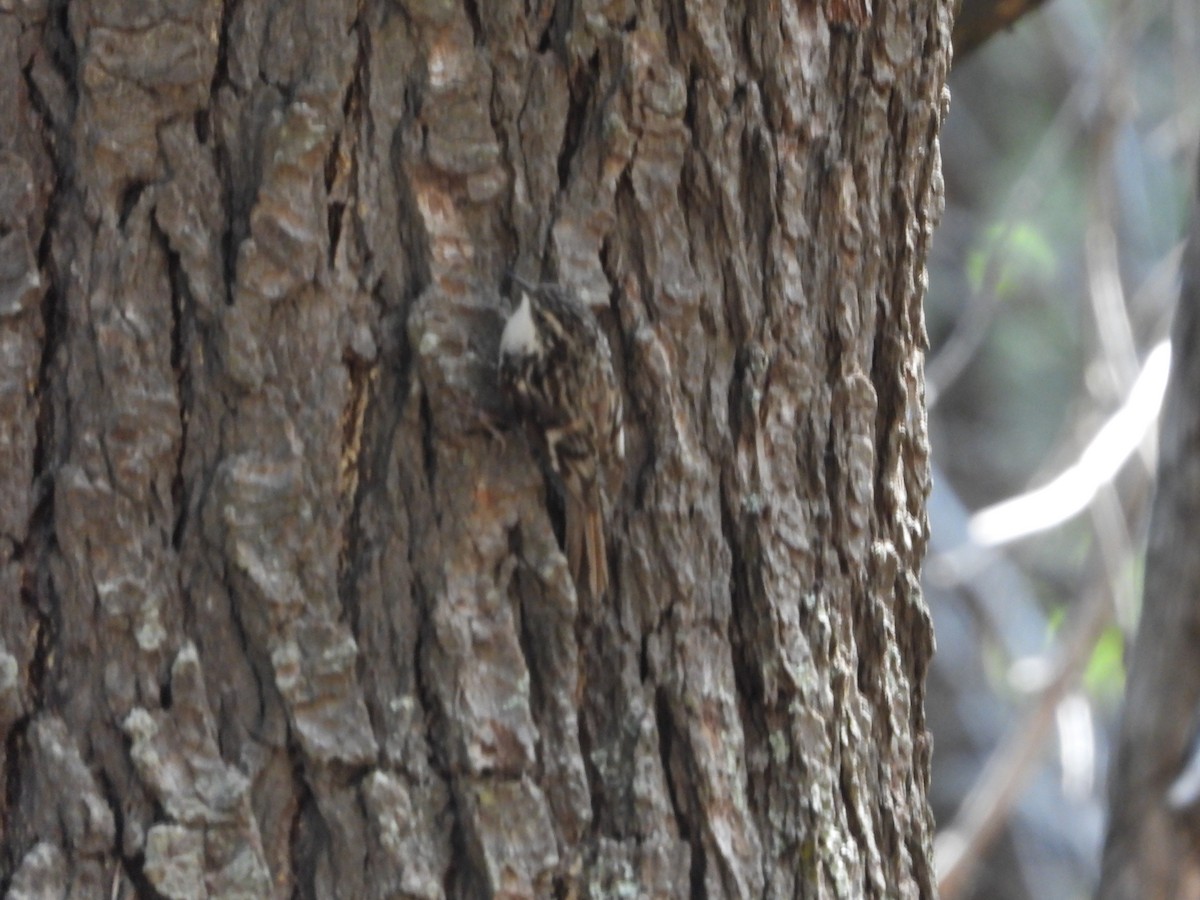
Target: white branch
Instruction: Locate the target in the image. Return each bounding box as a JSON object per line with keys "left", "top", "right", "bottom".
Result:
{"left": 968, "top": 340, "right": 1171, "bottom": 547}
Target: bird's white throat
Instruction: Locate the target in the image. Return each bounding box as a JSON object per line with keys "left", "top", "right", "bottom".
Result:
{"left": 500, "top": 291, "right": 540, "bottom": 357}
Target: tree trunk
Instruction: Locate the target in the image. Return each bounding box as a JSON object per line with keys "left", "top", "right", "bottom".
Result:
{"left": 0, "top": 1, "right": 951, "bottom": 897}
{"left": 1099, "top": 184, "right": 1200, "bottom": 900}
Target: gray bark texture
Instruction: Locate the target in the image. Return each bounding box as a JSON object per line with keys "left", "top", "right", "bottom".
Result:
{"left": 1099, "top": 194, "right": 1200, "bottom": 900}
{"left": 0, "top": 0, "right": 951, "bottom": 897}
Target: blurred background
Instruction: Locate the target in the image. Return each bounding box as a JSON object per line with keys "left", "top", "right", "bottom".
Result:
{"left": 925, "top": 0, "right": 1200, "bottom": 896}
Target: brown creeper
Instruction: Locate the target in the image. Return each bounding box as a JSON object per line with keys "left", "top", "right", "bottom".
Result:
{"left": 498, "top": 282, "right": 624, "bottom": 598}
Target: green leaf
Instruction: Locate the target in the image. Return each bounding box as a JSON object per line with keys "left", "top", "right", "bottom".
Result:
{"left": 966, "top": 221, "right": 1058, "bottom": 296}
{"left": 1083, "top": 625, "right": 1126, "bottom": 702}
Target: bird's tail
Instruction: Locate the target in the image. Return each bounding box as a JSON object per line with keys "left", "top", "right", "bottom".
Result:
{"left": 566, "top": 487, "right": 608, "bottom": 599}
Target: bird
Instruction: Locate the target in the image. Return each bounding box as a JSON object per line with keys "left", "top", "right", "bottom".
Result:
{"left": 498, "top": 281, "right": 624, "bottom": 598}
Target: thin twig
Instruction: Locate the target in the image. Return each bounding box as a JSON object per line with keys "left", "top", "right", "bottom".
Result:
{"left": 935, "top": 537, "right": 1115, "bottom": 898}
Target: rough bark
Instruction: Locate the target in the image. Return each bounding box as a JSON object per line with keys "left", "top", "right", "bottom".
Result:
{"left": 1099, "top": 190, "right": 1200, "bottom": 900}
{"left": 0, "top": 1, "right": 950, "bottom": 897}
